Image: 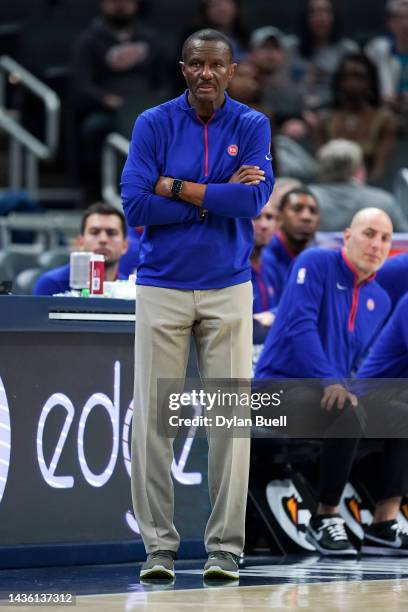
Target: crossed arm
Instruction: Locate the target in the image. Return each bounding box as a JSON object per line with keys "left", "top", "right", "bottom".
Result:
{"left": 154, "top": 165, "right": 267, "bottom": 206}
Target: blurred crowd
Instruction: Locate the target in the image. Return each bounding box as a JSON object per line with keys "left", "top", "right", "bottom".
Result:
{"left": 66, "top": 0, "right": 408, "bottom": 197}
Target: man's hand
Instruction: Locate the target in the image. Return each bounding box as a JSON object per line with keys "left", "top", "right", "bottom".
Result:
{"left": 321, "top": 384, "right": 358, "bottom": 411}
{"left": 154, "top": 176, "right": 172, "bottom": 197}
{"left": 229, "top": 165, "right": 265, "bottom": 185}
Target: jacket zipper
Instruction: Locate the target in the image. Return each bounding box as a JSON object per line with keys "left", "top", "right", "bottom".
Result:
{"left": 197, "top": 113, "right": 215, "bottom": 177}
{"left": 349, "top": 278, "right": 359, "bottom": 332}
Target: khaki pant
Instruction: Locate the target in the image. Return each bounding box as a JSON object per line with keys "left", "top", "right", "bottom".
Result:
{"left": 131, "top": 282, "right": 252, "bottom": 556}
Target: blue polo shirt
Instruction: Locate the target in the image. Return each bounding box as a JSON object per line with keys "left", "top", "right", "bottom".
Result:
{"left": 121, "top": 91, "right": 274, "bottom": 290}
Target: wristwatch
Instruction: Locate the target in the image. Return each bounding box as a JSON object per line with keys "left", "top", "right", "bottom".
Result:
{"left": 170, "top": 178, "right": 183, "bottom": 199}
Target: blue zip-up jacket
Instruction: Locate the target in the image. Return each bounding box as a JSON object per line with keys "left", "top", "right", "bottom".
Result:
{"left": 261, "top": 232, "right": 295, "bottom": 307}
{"left": 376, "top": 252, "right": 408, "bottom": 312}
{"left": 251, "top": 260, "right": 276, "bottom": 313}
{"left": 121, "top": 91, "right": 274, "bottom": 289}
{"left": 357, "top": 293, "right": 408, "bottom": 378}
{"left": 255, "top": 248, "right": 391, "bottom": 380}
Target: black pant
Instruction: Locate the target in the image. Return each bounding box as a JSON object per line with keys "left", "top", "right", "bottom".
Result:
{"left": 319, "top": 438, "right": 408, "bottom": 506}
{"left": 268, "top": 383, "right": 408, "bottom": 506}
{"left": 319, "top": 384, "right": 408, "bottom": 505}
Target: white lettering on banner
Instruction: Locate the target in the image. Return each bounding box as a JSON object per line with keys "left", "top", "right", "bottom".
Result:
{"left": 35, "top": 361, "right": 202, "bottom": 493}
{"left": 37, "top": 393, "right": 75, "bottom": 488}
{"left": 171, "top": 396, "right": 202, "bottom": 486}
{"left": 78, "top": 360, "right": 120, "bottom": 487}
{"left": 0, "top": 376, "right": 11, "bottom": 504}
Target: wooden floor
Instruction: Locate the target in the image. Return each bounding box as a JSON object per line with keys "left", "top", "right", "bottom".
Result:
{"left": 27, "top": 579, "right": 408, "bottom": 612}
{"left": 2, "top": 556, "right": 408, "bottom": 611}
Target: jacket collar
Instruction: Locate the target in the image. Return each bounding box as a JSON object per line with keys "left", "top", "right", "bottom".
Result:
{"left": 176, "top": 90, "right": 233, "bottom": 120}
{"left": 340, "top": 248, "right": 376, "bottom": 287}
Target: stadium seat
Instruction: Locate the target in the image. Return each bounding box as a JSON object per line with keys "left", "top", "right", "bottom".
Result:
{"left": 13, "top": 267, "right": 43, "bottom": 295}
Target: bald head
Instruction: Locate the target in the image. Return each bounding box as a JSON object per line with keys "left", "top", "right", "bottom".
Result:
{"left": 344, "top": 208, "right": 393, "bottom": 282}
{"left": 349, "top": 207, "right": 393, "bottom": 232}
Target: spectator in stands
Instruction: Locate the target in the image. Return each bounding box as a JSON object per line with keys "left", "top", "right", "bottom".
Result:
{"left": 33, "top": 202, "right": 128, "bottom": 295}
{"left": 376, "top": 252, "right": 408, "bottom": 312}
{"left": 310, "top": 52, "right": 398, "bottom": 182}
{"left": 249, "top": 27, "right": 304, "bottom": 128}
{"left": 308, "top": 139, "right": 408, "bottom": 231}
{"left": 256, "top": 208, "right": 394, "bottom": 555}
{"left": 262, "top": 186, "right": 320, "bottom": 306}
{"left": 365, "top": 0, "right": 408, "bottom": 117}
{"left": 172, "top": 0, "right": 249, "bottom": 94}
{"left": 251, "top": 194, "right": 279, "bottom": 330}
{"left": 356, "top": 296, "right": 408, "bottom": 556}
{"left": 288, "top": 0, "right": 358, "bottom": 110}
{"left": 70, "top": 0, "right": 158, "bottom": 192}
{"left": 184, "top": 0, "right": 249, "bottom": 61}
{"left": 227, "top": 61, "right": 265, "bottom": 113}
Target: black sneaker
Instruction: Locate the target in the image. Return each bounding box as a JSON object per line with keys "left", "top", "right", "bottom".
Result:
{"left": 140, "top": 550, "right": 176, "bottom": 579}
{"left": 306, "top": 514, "right": 357, "bottom": 556}
{"left": 361, "top": 520, "right": 408, "bottom": 556}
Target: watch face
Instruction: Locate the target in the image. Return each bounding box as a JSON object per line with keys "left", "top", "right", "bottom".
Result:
{"left": 171, "top": 179, "right": 183, "bottom": 198}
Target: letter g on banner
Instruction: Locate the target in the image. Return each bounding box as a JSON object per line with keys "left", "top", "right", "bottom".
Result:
{"left": 0, "top": 376, "right": 11, "bottom": 505}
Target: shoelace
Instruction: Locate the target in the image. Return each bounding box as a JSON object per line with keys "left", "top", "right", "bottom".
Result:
{"left": 208, "top": 551, "right": 238, "bottom": 563}
{"left": 392, "top": 522, "right": 408, "bottom": 537}
{"left": 320, "top": 518, "right": 348, "bottom": 541}
{"left": 149, "top": 550, "right": 174, "bottom": 560}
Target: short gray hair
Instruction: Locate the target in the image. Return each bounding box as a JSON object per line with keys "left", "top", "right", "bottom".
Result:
{"left": 317, "top": 139, "right": 363, "bottom": 183}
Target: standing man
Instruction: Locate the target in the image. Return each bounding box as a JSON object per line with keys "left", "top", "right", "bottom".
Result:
{"left": 256, "top": 208, "right": 392, "bottom": 555}
{"left": 121, "top": 29, "right": 274, "bottom": 580}
{"left": 262, "top": 187, "right": 320, "bottom": 307}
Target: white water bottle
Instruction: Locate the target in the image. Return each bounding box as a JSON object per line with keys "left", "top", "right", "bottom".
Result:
{"left": 69, "top": 252, "right": 92, "bottom": 290}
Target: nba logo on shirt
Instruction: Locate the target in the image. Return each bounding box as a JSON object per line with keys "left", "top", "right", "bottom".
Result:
{"left": 227, "top": 144, "right": 238, "bottom": 156}
{"left": 366, "top": 298, "right": 375, "bottom": 311}
{"left": 297, "top": 268, "right": 306, "bottom": 284}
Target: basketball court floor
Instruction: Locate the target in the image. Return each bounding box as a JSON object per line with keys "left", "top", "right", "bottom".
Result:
{"left": 1, "top": 554, "right": 408, "bottom": 611}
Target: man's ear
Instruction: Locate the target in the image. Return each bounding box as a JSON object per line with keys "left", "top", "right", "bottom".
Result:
{"left": 122, "top": 239, "right": 129, "bottom": 256}
{"left": 343, "top": 227, "right": 351, "bottom": 245}
{"left": 228, "top": 62, "right": 237, "bottom": 83}
{"left": 179, "top": 61, "right": 186, "bottom": 79}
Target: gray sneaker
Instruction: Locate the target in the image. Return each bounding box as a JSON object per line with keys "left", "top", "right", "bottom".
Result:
{"left": 140, "top": 550, "right": 176, "bottom": 579}
{"left": 203, "top": 551, "right": 240, "bottom": 580}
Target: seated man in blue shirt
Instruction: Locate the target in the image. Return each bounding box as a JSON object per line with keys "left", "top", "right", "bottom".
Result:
{"left": 251, "top": 193, "right": 278, "bottom": 332}
{"left": 33, "top": 202, "right": 128, "bottom": 295}
{"left": 376, "top": 251, "right": 408, "bottom": 312}
{"left": 262, "top": 186, "right": 320, "bottom": 306}
{"left": 356, "top": 293, "right": 408, "bottom": 555}
{"left": 256, "top": 207, "right": 393, "bottom": 555}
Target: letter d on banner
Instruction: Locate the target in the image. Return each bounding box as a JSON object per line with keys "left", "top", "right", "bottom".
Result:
{"left": 0, "top": 376, "right": 11, "bottom": 504}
